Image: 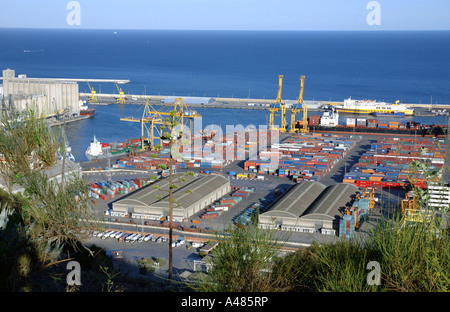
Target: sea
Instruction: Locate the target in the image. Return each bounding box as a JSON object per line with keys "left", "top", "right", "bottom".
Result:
{"left": 0, "top": 28, "right": 449, "bottom": 162}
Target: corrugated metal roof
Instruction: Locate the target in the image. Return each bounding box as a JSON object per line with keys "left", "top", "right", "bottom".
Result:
{"left": 260, "top": 182, "right": 358, "bottom": 223}
{"left": 113, "top": 173, "right": 197, "bottom": 208}
{"left": 113, "top": 173, "right": 229, "bottom": 210}
{"left": 304, "top": 183, "right": 359, "bottom": 219}
{"left": 261, "top": 181, "right": 327, "bottom": 219}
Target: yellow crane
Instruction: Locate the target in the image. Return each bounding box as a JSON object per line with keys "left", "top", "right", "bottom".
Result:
{"left": 290, "top": 75, "right": 307, "bottom": 134}
{"left": 120, "top": 98, "right": 201, "bottom": 151}
{"left": 356, "top": 187, "right": 376, "bottom": 211}
{"left": 86, "top": 81, "right": 98, "bottom": 104}
{"left": 115, "top": 81, "right": 126, "bottom": 104}
{"left": 269, "top": 75, "right": 285, "bottom": 131}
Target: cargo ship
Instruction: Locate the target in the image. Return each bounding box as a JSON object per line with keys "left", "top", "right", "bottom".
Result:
{"left": 334, "top": 98, "right": 414, "bottom": 116}
{"left": 79, "top": 100, "right": 95, "bottom": 116}
{"left": 85, "top": 136, "right": 141, "bottom": 160}
{"left": 296, "top": 115, "right": 447, "bottom": 136}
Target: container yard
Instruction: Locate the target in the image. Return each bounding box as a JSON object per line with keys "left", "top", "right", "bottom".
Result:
{"left": 243, "top": 132, "right": 360, "bottom": 183}
{"left": 343, "top": 136, "right": 448, "bottom": 190}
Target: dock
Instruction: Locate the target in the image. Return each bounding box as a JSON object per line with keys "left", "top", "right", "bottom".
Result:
{"left": 79, "top": 92, "right": 449, "bottom": 111}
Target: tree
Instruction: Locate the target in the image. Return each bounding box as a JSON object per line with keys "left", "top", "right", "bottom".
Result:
{"left": 0, "top": 104, "right": 95, "bottom": 290}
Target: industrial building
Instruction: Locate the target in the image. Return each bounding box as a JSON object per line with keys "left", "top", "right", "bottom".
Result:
{"left": 0, "top": 68, "right": 129, "bottom": 118}
{"left": 112, "top": 173, "right": 231, "bottom": 221}
{"left": 1, "top": 68, "right": 79, "bottom": 116}
{"left": 258, "top": 181, "right": 359, "bottom": 235}
{"left": 427, "top": 182, "right": 450, "bottom": 211}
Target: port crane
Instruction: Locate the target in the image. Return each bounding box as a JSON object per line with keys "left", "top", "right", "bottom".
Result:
{"left": 120, "top": 98, "right": 201, "bottom": 151}
{"left": 114, "top": 81, "right": 126, "bottom": 104}
{"left": 269, "top": 75, "right": 286, "bottom": 132}
{"left": 399, "top": 191, "right": 439, "bottom": 232}
{"left": 289, "top": 75, "right": 308, "bottom": 134}
{"left": 86, "top": 81, "right": 98, "bottom": 104}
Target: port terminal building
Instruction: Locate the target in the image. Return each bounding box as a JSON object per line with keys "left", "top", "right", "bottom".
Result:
{"left": 258, "top": 181, "right": 359, "bottom": 235}
{"left": 112, "top": 173, "right": 231, "bottom": 222}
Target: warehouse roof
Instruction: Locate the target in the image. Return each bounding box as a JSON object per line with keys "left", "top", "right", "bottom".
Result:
{"left": 260, "top": 181, "right": 358, "bottom": 222}
{"left": 301, "top": 183, "right": 359, "bottom": 221}
{"left": 261, "top": 181, "right": 327, "bottom": 219}
{"left": 152, "top": 174, "right": 229, "bottom": 209}
{"left": 113, "top": 173, "right": 197, "bottom": 208}
{"left": 113, "top": 173, "right": 229, "bottom": 210}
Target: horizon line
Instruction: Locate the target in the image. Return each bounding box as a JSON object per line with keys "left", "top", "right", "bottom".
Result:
{"left": 1, "top": 26, "right": 450, "bottom": 32}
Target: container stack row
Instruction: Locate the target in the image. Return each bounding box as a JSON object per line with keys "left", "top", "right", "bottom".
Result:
{"left": 178, "top": 129, "right": 274, "bottom": 169}
{"left": 200, "top": 188, "right": 254, "bottom": 220}
{"left": 343, "top": 137, "right": 447, "bottom": 189}
{"left": 244, "top": 133, "right": 359, "bottom": 182}
{"left": 88, "top": 178, "right": 150, "bottom": 202}
{"left": 234, "top": 202, "right": 262, "bottom": 226}
{"left": 339, "top": 214, "right": 355, "bottom": 239}
{"left": 346, "top": 118, "right": 424, "bottom": 130}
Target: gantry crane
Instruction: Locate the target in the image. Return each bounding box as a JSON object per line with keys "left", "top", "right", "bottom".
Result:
{"left": 356, "top": 186, "right": 376, "bottom": 211}
{"left": 401, "top": 191, "right": 419, "bottom": 216}
{"left": 120, "top": 98, "right": 201, "bottom": 151}
{"left": 290, "top": 75, "right": 308, "bottom": 134}
{"left": 86, "top": 81, "right": 98, "bottom": 104}
{"left": 115, "top": 81, "right": 126, "bottom": 104}
{"left": 400, "top": 190, "right": 438, "bottom": 230}
{"left": 269, "top": 75, "right": 285, "bottom": 131}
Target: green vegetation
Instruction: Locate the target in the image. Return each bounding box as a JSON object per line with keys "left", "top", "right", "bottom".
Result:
{"left": 0, "top": 106, "right": 111, "bottom": 291}
{"left": 190, "top": 216, "right": 448, "bottom": 292}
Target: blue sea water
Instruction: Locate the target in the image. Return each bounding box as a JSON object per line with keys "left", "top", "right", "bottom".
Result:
{"left": 0, "top": 28, "right": 449, "bottom": 161}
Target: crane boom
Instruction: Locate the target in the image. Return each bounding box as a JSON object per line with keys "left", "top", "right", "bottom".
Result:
{"left": 269, "top": 75, "right": 284, "bottom": 131}
{"left": 115, "top": 81, "right": 126, "bottom": 104}
{"left": 290, "top": 75, "right": 308, "bottom": 133}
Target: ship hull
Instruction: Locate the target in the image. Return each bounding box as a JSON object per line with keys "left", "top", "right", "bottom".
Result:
{"left": 335, "top": 98, "right": 414, "bottom": 116}
{"left": 310, "top": 125, "right": 447, "bottom": 136}
{"left": 80, "top": 108, "right": 95, "bottom": 116}
{"left": 336, "top": 108, "right": 413, "bottom": 116}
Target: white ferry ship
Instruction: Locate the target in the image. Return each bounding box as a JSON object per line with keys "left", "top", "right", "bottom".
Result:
{"left": 334, "top": 97, "right": 414, "bottom": 116}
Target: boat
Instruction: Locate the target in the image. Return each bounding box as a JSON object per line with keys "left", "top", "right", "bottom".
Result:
{"left": 85, "top": 136, "right": 142, "bottom": 160}
{"left": 334, "top": 98, "right": 414, "bottom": 116}
{"left": 79, "top": 100, "right": 95, "bottom": 116}
{"left": 85, "top": 135, "right": 111, "bottom": 160}
{"left": 319, "top": 109, "right": 339, "bottom": 127}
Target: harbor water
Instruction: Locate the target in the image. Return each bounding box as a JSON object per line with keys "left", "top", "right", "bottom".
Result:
{"left": 1, "top": 28, "right": 449, "bottom": 162}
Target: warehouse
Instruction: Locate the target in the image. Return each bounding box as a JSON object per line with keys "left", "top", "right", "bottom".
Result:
{"left": 112, "top": 173, "right": 230, "bottom": 221}
{"left": 259, "top": 181, "right": 359, "bottom": 235}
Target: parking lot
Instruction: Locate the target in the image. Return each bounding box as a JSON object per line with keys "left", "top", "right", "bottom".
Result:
{"left": 84, "top": 229, "right": 206, "bottom": 282}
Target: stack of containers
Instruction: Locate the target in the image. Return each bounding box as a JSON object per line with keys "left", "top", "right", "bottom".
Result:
{"left": 346, "top": 118, "right": 356, "bottom": 127}
{"left": 353, "top": 198, "right": 370, "bottom": 220}
{"left": 367, "top": 119, "right": 378, "bottom": 128}
{"left": 344, "top": 136, "right": 447, "bottom": 189}
{"left": 356, "top": 118, "right": 367, "bottom": 128}
{"left": 308, "top": 115, "right": 321, "bottom": 127}
{"left": 339, "top": 214, "right": 355, "bottom": 239}
{"left": 244, "top": 133, "right": 358, "bottom": 182}
{"left": 235, "top": 202, "right": 260, "bottom": 226}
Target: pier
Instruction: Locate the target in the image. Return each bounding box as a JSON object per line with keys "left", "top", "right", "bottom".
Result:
{"left": 79, "top": 92, "right": 449, "bottom": 111}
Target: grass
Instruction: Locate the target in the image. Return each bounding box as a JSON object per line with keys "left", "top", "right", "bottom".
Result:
{"left": 283, "top": 215, "right": 449, "bottom": 292}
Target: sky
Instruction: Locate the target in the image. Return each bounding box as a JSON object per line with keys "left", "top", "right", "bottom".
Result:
{"left": 0, "top": 0, "right": 449, "bottom": 31}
